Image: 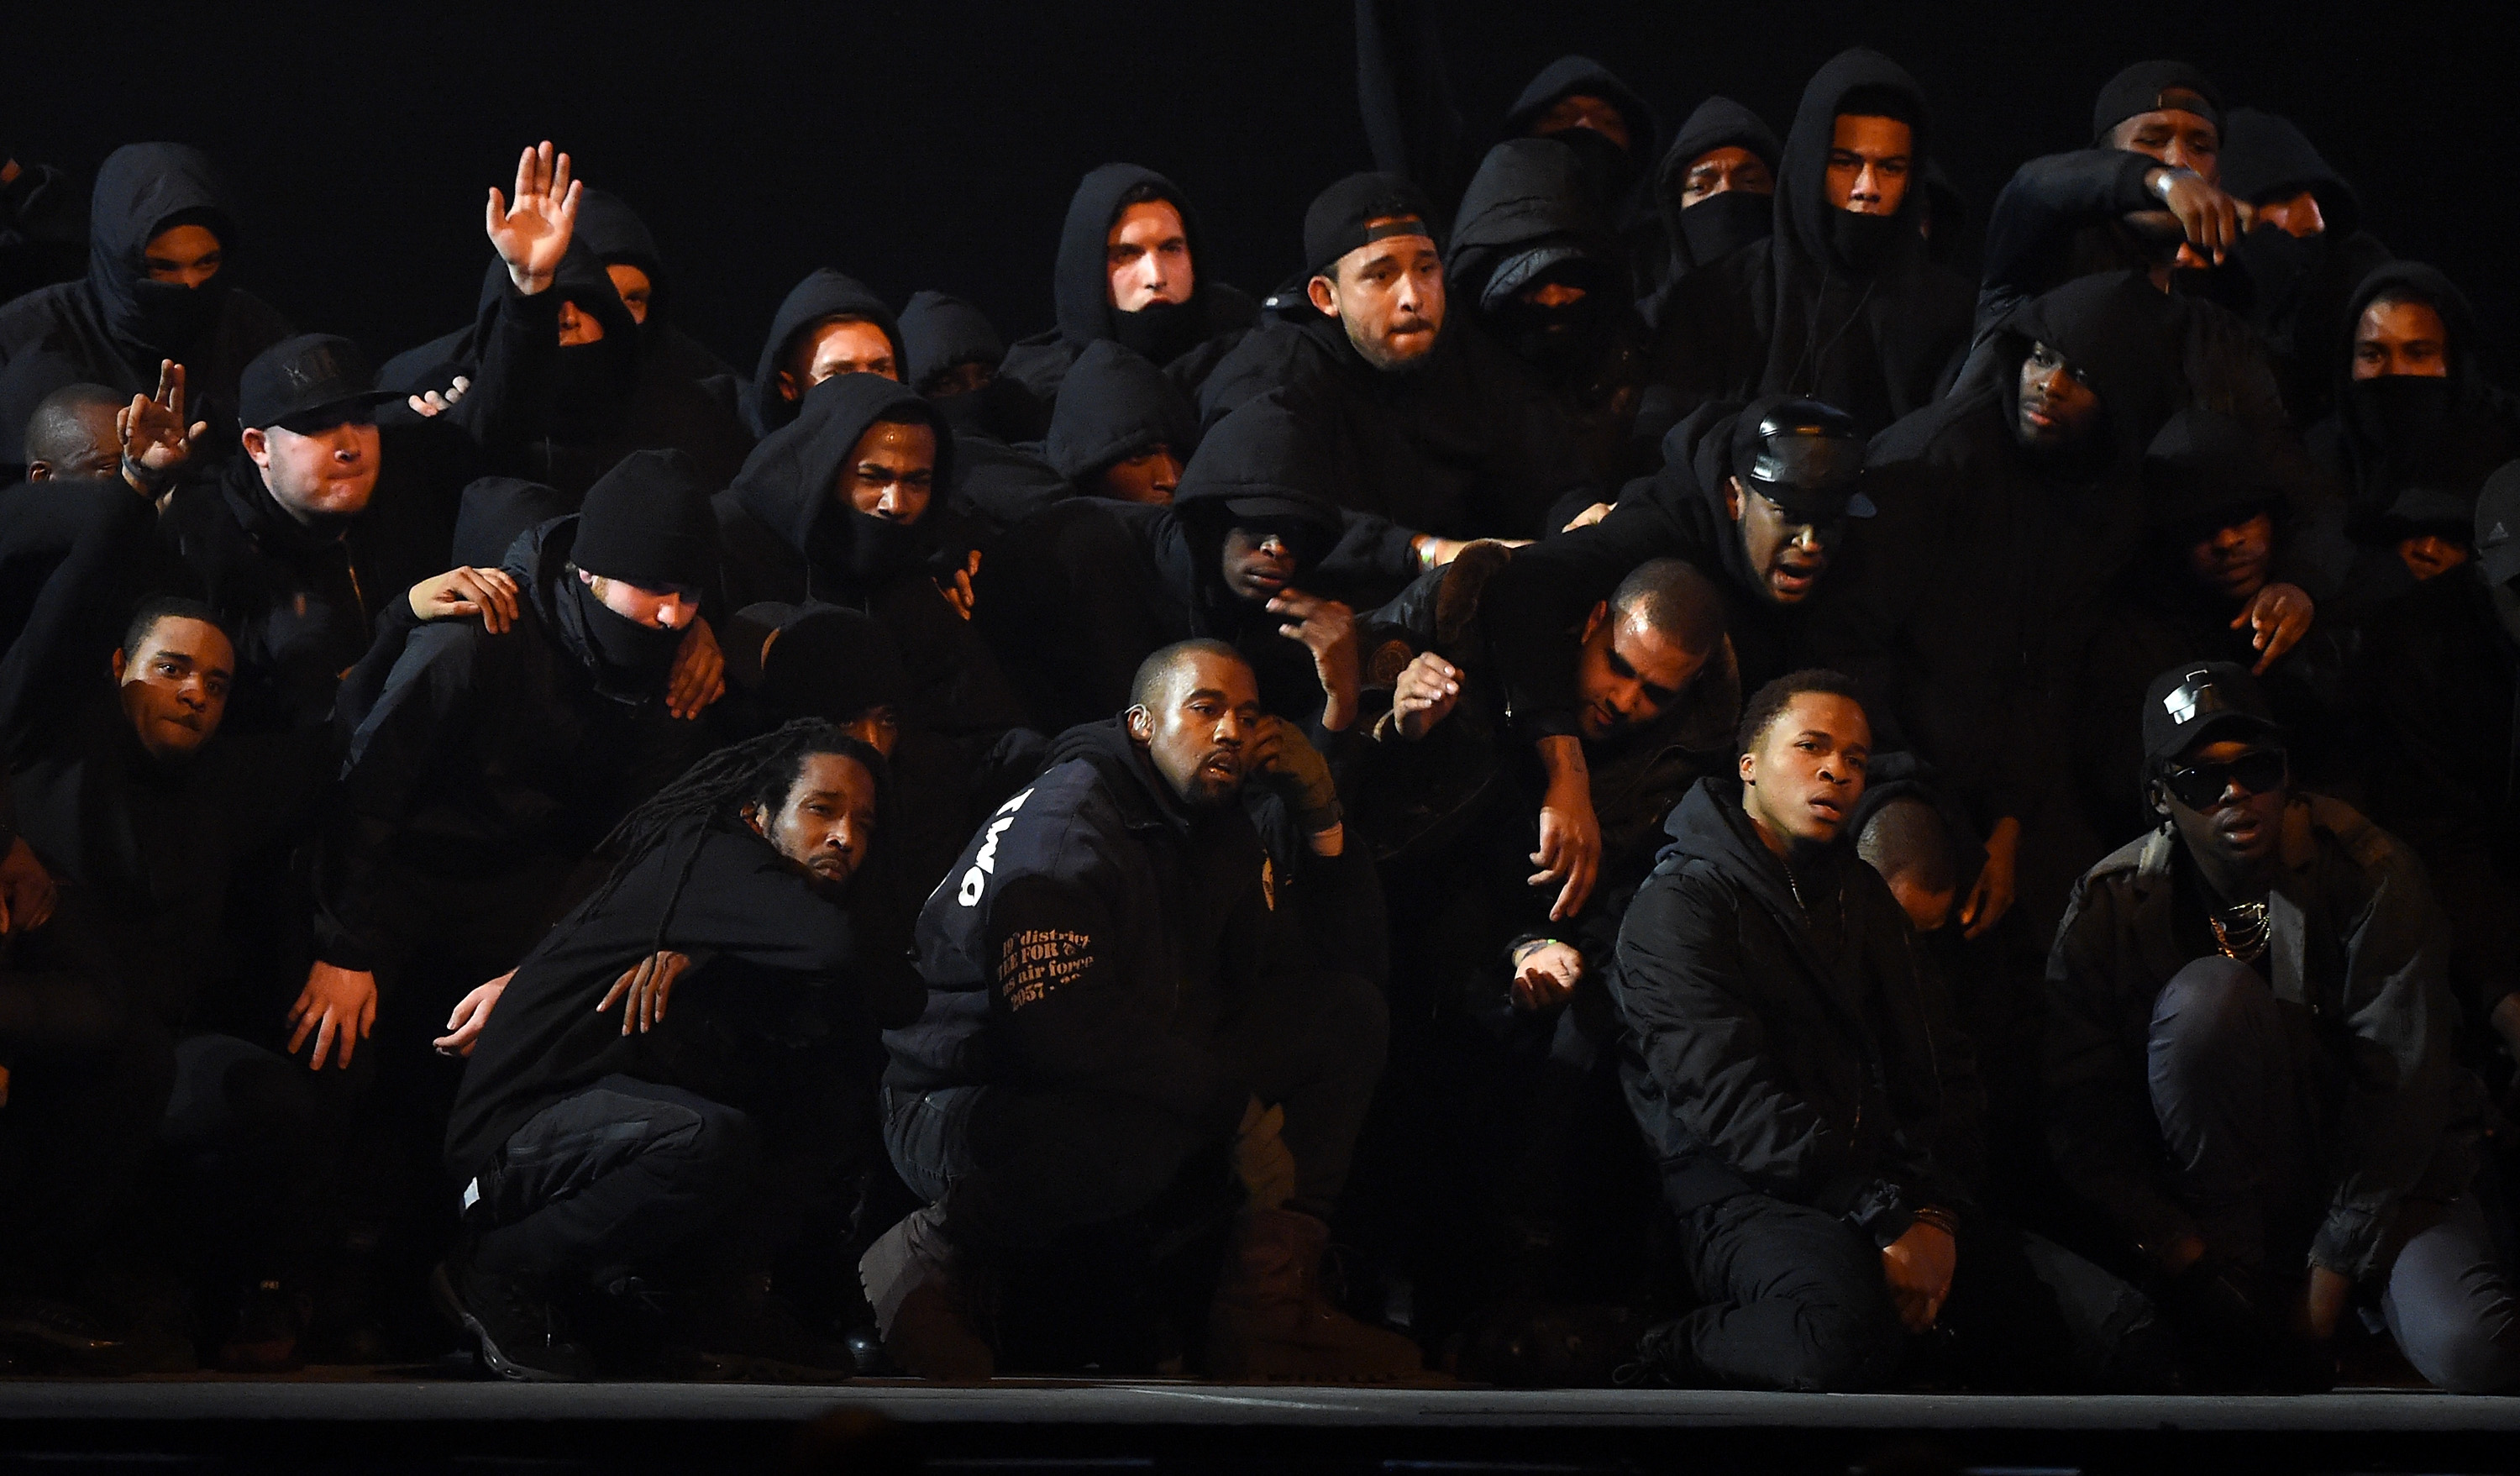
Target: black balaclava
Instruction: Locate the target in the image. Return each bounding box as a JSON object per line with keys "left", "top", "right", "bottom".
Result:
{"left": 2334, "top": 260, "right": 2508, "bottom": 517}
{"left": 1655, "top": 97, "right": 1784, "bottom": 276}
{"left": 87, "top": 144, "right": 239, "bottom": 364}
{"left": 745, "top": 270, "right": 906, "bottom": 439}
{"left": 1052, "top": 164, "right": 1221, "bottom": 366}
{"left": 1449, "top": 138, "right": 1626, "bottom": 376}
{"left": 2090, "top": 60, "right": 2224, "bottom": 145}
{"left": 1046, "top": 339, "right": 1200, "bottom": 485}
{"left": 727, "top": 371, "right": 960, "bottom": 601}
{"left": 1501, "top": 55, "right": 1662, "bottom": 208}
{"left": 569, "top": 448, "right": 717, "bottom": 684}
{"left": 547, "top": 241, "right": 643, "bottom": 438}
{"left": 574, "top": 187, "right": 684, "bottom": 359}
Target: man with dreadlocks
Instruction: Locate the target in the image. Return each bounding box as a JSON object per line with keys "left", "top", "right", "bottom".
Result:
{"left": 434, "top": 720, "right": 922, "bottom": 1382}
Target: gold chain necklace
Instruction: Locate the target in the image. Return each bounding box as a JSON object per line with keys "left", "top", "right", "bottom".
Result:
{"left": 2208, "top": 901, "right": 2271, "bottom": 964}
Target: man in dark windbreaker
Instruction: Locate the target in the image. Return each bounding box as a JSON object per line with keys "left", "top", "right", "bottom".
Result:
{"left": 0, "top": 143, "right": 292, "bottom": 476}
{"left": 864, "top": 638, "right": 1418, "bottom": 1383}
{"left": 2046, "top": 660, "right": 2520, "bottom": 1392}
{"left": 995, "top": 164, "right": 1258, "bottom": 412}
{"left": 436, "top": 722, "right": 922, "bottom": 1382}
{"left": 1614, "top": 671, "right": 2165, "bottom": 1392}
{"left": 742, "top": 268, "right": 904, "bottom": 440}
{"left": 1646, "top": 50, "right": 1974, "bottom": 442}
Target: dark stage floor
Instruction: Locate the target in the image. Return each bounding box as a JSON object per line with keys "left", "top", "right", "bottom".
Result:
{"left": 10, "top": 1374, "right": 2520, "bottom": 1473}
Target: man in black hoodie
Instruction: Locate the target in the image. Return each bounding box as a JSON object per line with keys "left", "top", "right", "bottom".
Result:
{"left": 900, "top": 290, "right": 1045, "bottom": 444}
{"left": 571, "top": 187, "right": 738, "bottom": 390}
{"left": 2216, "top": 109, "right": 2393, "bottom": 427}
{"left": 742, "top": 269, "right": 904, "bottom": 440}
{"left": 1615, "top": 670, "right": 2160, "bottom": 1392}
{"left": 436, "top": 722, "right": 921, "bottom": 1382}
{"left": 1646, "top": 97, "right": 1781, "bottom": 304}
{"left": 995, "top": 165, "right": 1258, "bottom": 412}
{"left": 1646, "top": 50, "right": 1974, "bottom": 442}
{"left": 948, "top": 339, "right": 1200, "bottom": 539}
{"left": 311, "top": 449, "right": 718, "bottom": 1081}
{"left": 867, "top": 639, "right": 1415, "bottom": 1382}
{"left": 0, "top": 143, "right": 292, "bottom": 476}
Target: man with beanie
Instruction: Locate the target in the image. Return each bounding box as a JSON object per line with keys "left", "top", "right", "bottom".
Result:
{"left": 864, "top": 639, "right": 1416, "bottom": 1383}
{"left": 307, "top": 449, "right": 720, "bottom": 1081}
{"left": 2047, "top": 660, "right": 2520, "bottom": 1392}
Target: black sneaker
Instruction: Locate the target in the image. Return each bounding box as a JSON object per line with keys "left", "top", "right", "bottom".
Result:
{"left": 671, "top": 1273, "right": 856, "bottom": 1384}
{"left": 0, "top": 1293, "right": 139, "bottom": 1375}
{"left": 430, "top": 1258, "right": 596, "bottom": 1382}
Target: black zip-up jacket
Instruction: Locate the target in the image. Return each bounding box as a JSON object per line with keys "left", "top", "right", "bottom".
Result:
{"left": 885, "top": 720, "right": 1376, "bottom": 1130}
{"left": 314, "top": 517, "right": 703, "bottom": 972}
{"left": 2045, "top": 798, "right": 2476, "bottom": 1278}
{"left": 156, "top": 287, "right": 555, "bottom": 735}
{"left": 1612, "top": 778, "right": 1981, "bottom": 1240}
{"left": 446, "top": 815, "right": 923, "bottom": 1181}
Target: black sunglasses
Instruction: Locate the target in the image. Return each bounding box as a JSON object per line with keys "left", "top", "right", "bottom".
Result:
{"left": 2160, "top": 748, "right": 2287, "bottom": 811}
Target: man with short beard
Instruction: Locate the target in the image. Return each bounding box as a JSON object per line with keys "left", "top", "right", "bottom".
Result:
{"left": 865, "top": 640, "right": 1415, "bottom": 1383}
{"left": 2047, "top": 660, "right": 2520, "bottom": 1392}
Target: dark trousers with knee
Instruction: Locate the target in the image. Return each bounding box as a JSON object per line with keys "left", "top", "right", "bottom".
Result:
{"left": 465, "top": 1076, "right": 762, "bottom": 1284}
{"left": 2149, "top": 955, "right": 2520, "bottom": 1392}
{"left": 886, "top": 967, "right": 1389, "bottom": 1251}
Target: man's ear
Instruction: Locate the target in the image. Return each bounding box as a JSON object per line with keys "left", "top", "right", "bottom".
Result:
{"left": 25, "top": 459, "right": 53, "bottom": 482}
{"left": 740, "top": 800, "right": 768, "bottom": 839}
{"left": 110, "top": 648, "right": 129, "bottom": 683}
{"left": 1738, "top": 749, "right": 1756, "bottom": 785}
{"left": 239, "top": 426, "right": 269, "bottom": 469}
{"left": 1125, "top": 703, "right": 1153, "bottom": 743}
{"left": 1723, "top": 475, "right": 1745, "bottom": 523}
{"left": 1578, "top": 601, "right": 1609, "bottom": 646}
{"left": 775, "top": 370, "right": 801, "bottom": 403}
{"left": 1305, "top": 274, "right": 1339, "bottom": 317}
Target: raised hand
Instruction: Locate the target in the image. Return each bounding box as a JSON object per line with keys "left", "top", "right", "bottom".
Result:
{"left": 486, "top": 140, "right": 582, "bottom": 295}
{"left": 407, "top": 375, "right": 471, "bottom": 418}
{"left": 1267, "top": 589, "right": 1360, "bottom": 733}
{"left": 117, "top": 359, "right": 206, "bottom": 496}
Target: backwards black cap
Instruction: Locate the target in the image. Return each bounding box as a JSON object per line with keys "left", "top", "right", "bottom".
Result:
{"left": 2141, "top": 659, "right": 2282, "bottom": 767}
{"left": 1304, "top": 172, "right": 1439, "bottom": 278}
{"left": 1728, "top": 395, "right": 1872, "bottom": 520}
{"left": 2092, "top": 60, "right": 2223, "bottom": 144}
{"left": 238, "top": 334, "right": 398, "bottom": 431}
{"left": 573, "top": 448, "right": 718, "bottom": 594}
{"left": 2477, "top": 460, "right": 2520, "bottom": 589}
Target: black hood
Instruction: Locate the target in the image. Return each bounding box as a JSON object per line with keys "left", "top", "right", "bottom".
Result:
{"left": 1774, "top": 50, "right": 1932, "bottom": 280}
{"left": 1502, "top": 55, "right": 1662, "bottom": 200}
{"left": 1653, "top": 96, "right": 1782, "bottom": 276}
{"left": 1048, "top": 163, "right": 1237, "bottom": 360}
{"left": 1447, "top": 136, "right": 1627, "bottom": 308}
{"left": 726, "top": 371, "right": 957, "bottom": 595}
{"left": 1657, "top": 775, "right": 1857, "bottom": 930}
{"left": 2001, "top": 270, "right": 2187, "bottom": 466}
{"left": 1045, "top": 339, "right": 1200, "bottom": 483}
{"left": 746, "top": 269, "right": 904, "bottom": 439}
{"left": 900, "top": 290, "right": 1005, "bottom": 390}
{"left": 1171, "top": 397, "right": 1348, "bottom": 607}
{"left": 1670, "top": 401, "right": 1773, "bottom": 603}
{"left": 2220, "top": 108, "right": 2361, "bottom": 239}
{"left": 575, "top": 187, "right": 675, "bottom": 326}
{"left": 2337, "top": 260, "right": 2491, "bottom": 407}
{"left": 2330, "top": 260, "right": 2517, "bottom": 512}
{"left": 86, "top": 142, "right": 239, "bottom": 360}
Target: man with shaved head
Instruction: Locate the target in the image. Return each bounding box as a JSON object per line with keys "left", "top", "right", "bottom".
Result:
{"left": 866, "top": 639, "right": 1420, "bottom": 1384}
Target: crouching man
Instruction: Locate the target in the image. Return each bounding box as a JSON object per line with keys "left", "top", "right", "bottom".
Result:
{"left": 2046, "top": 660, "right": 2520, "bottom": 1392}
{"left": 865, "top": 638, "right": 1420, "bottom": 1382}
{"left": 435, "top": 722, "right": 921, "bottom": 1381}
{"left": 1613, "top": 671, "right": 2165, "bottom": 1391}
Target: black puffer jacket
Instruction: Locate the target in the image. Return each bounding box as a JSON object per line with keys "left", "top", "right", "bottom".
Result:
{"left": 1611, "top": 777, "right": 1982, "bottom": 1236}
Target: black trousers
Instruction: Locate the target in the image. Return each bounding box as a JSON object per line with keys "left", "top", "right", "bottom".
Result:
{"left": 885, "top": 967, "right": 1389, "bottom": 1251}
{"left": 465, "top": 1076, "right": 762, "bottom": 1283}
{"left": 1662, "top": 1191, "right": 2165, "bottom": 1393}
{"left": 157, "top": 1032, "right": 330, "bottom": 1285}
{"left": 2149, "top": 955, "right": 2520, "bottom": 1392}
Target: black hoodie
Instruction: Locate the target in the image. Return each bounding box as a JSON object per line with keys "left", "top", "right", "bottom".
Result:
{"left": 1647, "top": 96, "right": 1783, "bottom": 297}
{"left": 995, "top": 164, "right": 1258, "bottom": 411}
{"left": 1611, "top": 777, "right": 1981, "bottom": 1229}
{"left": 743, "top": 268, "right": 905, "bottom": 441}
{"left": 900, "top": 289, "right": 1049, "bottom": 444}
{"left": 315, "top": 514, "right": 706, "bottom": 972}
{"left": 1647, "top": 50, "right": 1973, "bottom": 441}
{"left": 573, "top": 186, "right": 740, "bottom": 389}
{"left": 714, "top": 372, "right": 1022, "bottom": 742}
{"left": 2217, "top": 109, "right": 2392, "bottom": 425}
{"left": 0, "top": 143, "right": 292, "bottom": 470}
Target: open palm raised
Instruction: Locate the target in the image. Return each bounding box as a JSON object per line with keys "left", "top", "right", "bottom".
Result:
{"left": 486, "top": 139, "right": 581, "bottom": 294}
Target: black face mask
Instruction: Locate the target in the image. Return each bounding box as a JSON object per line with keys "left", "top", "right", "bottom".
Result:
{"left": 1546, "top": 126, "right": 1639, "bottom": 209}
{"left": 122, "top": 275, "right": 228, "bottom": 351}
{"left": 1489, "top": 292, "right": 1609, "bottom": 376}
{"left": 1678, "top": 190, "right": 1772, "bottom": 268}
{"left": 2348, "top": 374, "right": 2455, "bottom": 455}
{"left": 2235, "top": 228, "right": 2326, "bottom": 313}
{"left": 554, "top": 338, "right": 639, "bottom": 433}
{"left": 1827, "top": 207, "right": 1906, "bottom": 273}
{"left": 1111, "top": 296, "right": 1208, "bottom": 368}
{"left": 837, "top": 507, "right": 931, "bottom": 591}
{"left": 569, "top": 577, "right": 682, "bottom": 685}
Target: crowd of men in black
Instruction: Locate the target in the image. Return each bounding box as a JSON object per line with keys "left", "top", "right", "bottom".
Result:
{"left": 3, "top": 23, "right": 2517, "bottom": 1395}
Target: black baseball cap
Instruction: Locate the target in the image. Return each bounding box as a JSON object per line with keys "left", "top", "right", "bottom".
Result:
{"left": 1729, "top": 396, "right": 1873, "bottom": 521}
{"left": 2141, "top": 659, "right": 2283, "bottom": 767}
{"left": 238, "top": 334, "right": 398, "bottom": 432}
{"left": 2475, "top": 460, "right": 2520, "bottom": 588}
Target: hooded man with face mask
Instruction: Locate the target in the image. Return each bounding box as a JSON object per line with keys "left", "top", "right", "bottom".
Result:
{"left": 0, "top": 144, "right": 292, "bottom": 476}
{"left": 1645, "top": 97, "right": 1782, "bottom": 308}
{"left": 995, "top": 165, "right": 1259, "bottom": 413}
{"left": 311, "top": 449, "right": 721, "bottom": 1091}
{"left": 944, "top": 339, "right": 1204, "bottom": 543}
{"left": 1646, "top": 50, "right": 1974, "bottom": 444}
{"left": 900, "top": 290, "right": 1047, "bottom": 444}
{"left": 715, "top": 371, "right": 1025, "bottom": 746}
{"left": 570, "top": 186, "right": 739, "bottom": 391}
{"left": 1446, "top": 138, "right": 1651, "bottom": 486}
{"left": 2216, "top": 109, "right": 2393, "bottom": 427}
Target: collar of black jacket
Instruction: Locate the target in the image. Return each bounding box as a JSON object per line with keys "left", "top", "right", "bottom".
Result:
{"left": 1044, "top": 716, "right": 1205, "bottom": 836}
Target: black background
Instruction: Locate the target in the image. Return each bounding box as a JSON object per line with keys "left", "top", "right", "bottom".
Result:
{"left": 8, "top": 1, "right": 2507, "bottom": 379}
